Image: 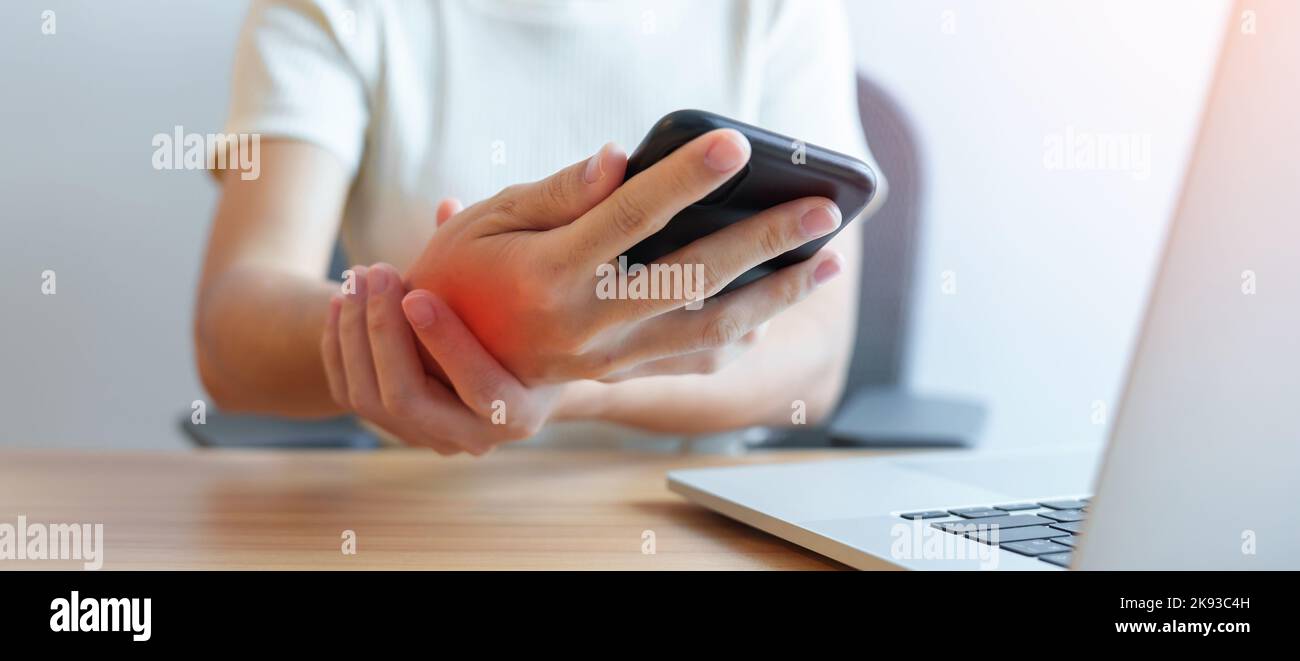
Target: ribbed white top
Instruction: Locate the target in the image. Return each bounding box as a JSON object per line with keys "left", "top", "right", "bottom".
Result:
{"left": 224, "top": 0, "right": 873, "bottom": 445}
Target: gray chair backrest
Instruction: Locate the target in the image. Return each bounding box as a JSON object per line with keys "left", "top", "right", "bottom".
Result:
{"left": 843, "top": 74, "right": 923, "bottom": 398}
{"left": 328, "top": 241, "right": 350, "bottom": 281}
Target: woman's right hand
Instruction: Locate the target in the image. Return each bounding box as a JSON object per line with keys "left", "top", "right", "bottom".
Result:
{"left": 405, "top": 129, "right": 846, "bottom": 385}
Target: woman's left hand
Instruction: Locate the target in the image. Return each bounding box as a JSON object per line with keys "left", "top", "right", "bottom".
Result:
{"left": 321, "top": 259, "right": 562, "bottom": 455}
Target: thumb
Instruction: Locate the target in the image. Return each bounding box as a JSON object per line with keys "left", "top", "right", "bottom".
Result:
{"left": 400, "top": 290, "right": 534, "bottom": 422}
{"left": 490, "top": 142, "right": 627, "bottom": 232}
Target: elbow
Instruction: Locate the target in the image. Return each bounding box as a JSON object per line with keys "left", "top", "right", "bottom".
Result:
{"left": 194, "top": 333, "right": 260, "bottom": 414}
{"left": 194, "top": 346, "right": 239, "bottom": 413}
{"left": 193, "top": 316, "right": 227, "bottom": 411}
{"left": 804, "top": 399, "right": 838, "bottom": 428}
{"left": 788, "top": 354, "right": 851, "bottom": 428}
{"left": 754, "top": 366, "right": 847, "bottom": 429}
{"left": 820, "top": 356, "right": 855, "bottom": 423}
{"left": 799, "top": 380, "right": 846, "bottom": 427}
{"left": 192, "top": 289, "right": 242, "bottom": 413}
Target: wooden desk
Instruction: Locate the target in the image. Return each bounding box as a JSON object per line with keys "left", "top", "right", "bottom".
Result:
{"left": 0, "top": 447, "right": 875, "bottom": 570}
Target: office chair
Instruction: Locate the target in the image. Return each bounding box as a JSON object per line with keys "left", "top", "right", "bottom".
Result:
{"left": 757, "top": 74, "right": 986, "bottom": 448}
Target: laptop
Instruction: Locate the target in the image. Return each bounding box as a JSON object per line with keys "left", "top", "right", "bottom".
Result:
{"left": 668, "top": 0, "right": 1300, "bottom": 570}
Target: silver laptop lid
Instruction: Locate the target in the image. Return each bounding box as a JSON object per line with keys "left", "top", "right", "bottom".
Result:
{"left": 1077, "top": 0, "right": 1300, "bottom": 569}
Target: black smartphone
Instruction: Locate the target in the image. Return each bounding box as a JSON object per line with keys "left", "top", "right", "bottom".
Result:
{"left": 623, "top": 109, "right": 877, "bottom": 295}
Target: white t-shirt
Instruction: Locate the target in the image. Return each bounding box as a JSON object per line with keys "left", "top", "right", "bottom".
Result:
{"left": 225, "top": 0, "right": 877, "bottom": 446}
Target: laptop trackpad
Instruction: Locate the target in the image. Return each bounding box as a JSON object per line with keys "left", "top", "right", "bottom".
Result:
{"left": 892, "top": 445, "right": 1103, "bottom": 501}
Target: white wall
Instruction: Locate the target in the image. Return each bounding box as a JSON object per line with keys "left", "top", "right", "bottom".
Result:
{"left": 0, "top": 0, "right": 1228, "bottom": 450}
{"left": 845, "top": 0, "right": 1229, "bottom": 447}
{"left": 0, "top": 1, "right": 250, "bottom": 448}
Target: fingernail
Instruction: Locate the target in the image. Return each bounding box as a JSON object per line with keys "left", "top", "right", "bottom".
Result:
{"left": 369, "top": 267, "right": 390, "bottom": 294}
{"left": 813, "top": 255, "right": 842, "bottom": 286}
{"left": 704, "top": 129, "right": 750, "bottom": 172}
{"left": 583, "top": 144, "right": 606, "bottom": 184}
{"left": 800, "top": 205, "right": 841, "bottom": 238}
{"left": 403, "top": 295, "right": 437, "bottom": 329}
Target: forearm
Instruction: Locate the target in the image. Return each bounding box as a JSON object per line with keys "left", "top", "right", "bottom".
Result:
{"left": 558, "top": 314, "right": 851, "bottom": 433}
{"left": 195, "top": 267, "right": 342, "bottom": 417}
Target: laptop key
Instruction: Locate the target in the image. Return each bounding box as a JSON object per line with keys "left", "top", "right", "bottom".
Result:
{"left": 1001, "top": 538, "right": 1069, "bottom": 557}
{"left": 967, "top": 525, "right": 1070, "bottom": 545}
{"left": 1038, "top": 499, "right": 1088, "bottom": 510}
{"left": 1039, "top": 509, "right": 1086, "bottom": 523}
{"left": 993, "top": 503, "right": 1040, "bottom": 512}
{"left": 1039, "top": 551, "right": 1073, "bottom": 568}
{"left": 1051, "top": 535, "right": 1079, "bottom": 548}
{"left": 933, "top": 514, "right": 1053, "bottom": 533}
{"left": 899, "top": 510, "right": 950, "bottom": 520}
{"left": 948, "top": 508, "right": 1005, "bottom": 519}
{"left": 1050, "top": 521, "right": 1086, "bottom": 534}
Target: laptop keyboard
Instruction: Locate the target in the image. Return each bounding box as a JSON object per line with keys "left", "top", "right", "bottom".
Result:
{"left": 898, "top": 497, "right": 1091, "bottom": 568}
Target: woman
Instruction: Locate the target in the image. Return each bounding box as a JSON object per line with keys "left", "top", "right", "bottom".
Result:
{"left": 195, "top": 0, "right": 882, "bottom": 453}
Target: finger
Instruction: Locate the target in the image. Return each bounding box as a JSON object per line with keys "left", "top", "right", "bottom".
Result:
{"left": 428, "top": 441, "right": 463, "bottom": 456}
{"left": 401, "top": 290, "right": 541, "bottom": 435}
{"left": 556, "top": 128, "right": 750, "bottom": 267}
{"left": 604, "top": 198, "right": 841, "bottom": 321}
{"left": 621, "top": 250, "right": 844, "bottom": 364}
{"left": 360, "top": 264, "right": 502, "bottom": 455}
{"left": 390, "top": 376, "right": 531, "bottom": 455}
{"left": 406, "top": 426, "right": 466, "bottom": 457}
{"left": 332, "top": 265, "right": 500, "bottom": 456}
{"left": 358, "top": 368, "right": 502, "bottom": 456}
{"left": 435, "top": 197, "right": 463, "bottom": 227}
{"left": 320, "top": 294, "right": 350, "bottom": 408}
{"left": 337, "top": 265, "right": 383, "bottom": 414}
{"left": 487, "top": 142, "right": 627, "bottom": 232}
{"left": 371, "top": 377, "right": 511, "bottom": 457}
{"left": 370, "top": 417, "right": 463, "bottom": 456}
{"left": 364, "top": 263, "right": 434, "bottom": 416}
